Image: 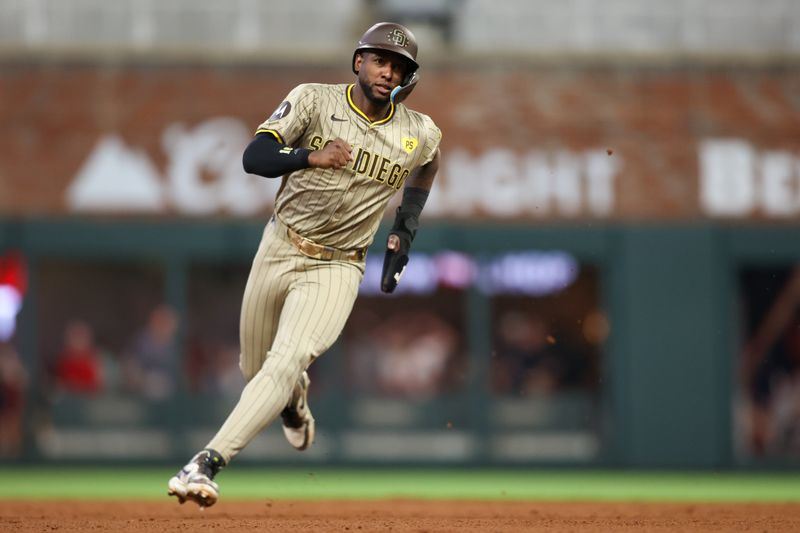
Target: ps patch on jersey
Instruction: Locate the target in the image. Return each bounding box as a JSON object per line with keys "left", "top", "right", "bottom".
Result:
{"left": 402, "top": 137, "right": 418, "bottom": 154}
{"left": 269, "top": 101, "right": 292, "bottom": 120}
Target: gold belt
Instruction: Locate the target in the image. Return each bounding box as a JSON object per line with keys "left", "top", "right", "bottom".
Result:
{"left": 279, "top": 220, "right": 366, "bottom": 262}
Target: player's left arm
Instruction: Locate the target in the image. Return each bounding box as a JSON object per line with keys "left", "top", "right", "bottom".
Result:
{"left": 403, "top": 148, "right": 440, "bottom": 192}
{"left": 380, "top": 149, "right": 440, "bottom": 293}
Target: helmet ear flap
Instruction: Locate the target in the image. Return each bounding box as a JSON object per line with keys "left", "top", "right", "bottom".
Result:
{"left": 390, "top": 71, "right": 419, "bottom": 104}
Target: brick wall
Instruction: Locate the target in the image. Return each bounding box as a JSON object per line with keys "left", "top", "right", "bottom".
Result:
{"left": 2, "top": 63, "right": 799, "bottom": 219}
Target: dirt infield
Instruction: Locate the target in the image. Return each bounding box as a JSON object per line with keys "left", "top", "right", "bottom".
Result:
{"left": 3, "top": 500, "right": 800, "bottom": 532}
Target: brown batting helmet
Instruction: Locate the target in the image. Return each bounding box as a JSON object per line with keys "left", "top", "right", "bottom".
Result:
{"left": 352, "top": 22, "right": 419, "bottom": 75}
{"left": 352, "top": 22, "right": 419, "bottom": 103}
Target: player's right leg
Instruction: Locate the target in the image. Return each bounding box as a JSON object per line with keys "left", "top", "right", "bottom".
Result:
{"left": 203, "top": 256, "right": 362, "bottom": 462}
{"left": 239, "top": 219, "right": 313, "bottom": 449}
{"left": 238, "top": 219, "right": 292, "bottom": 381}
{"left": 167, "top": 448, "right": 225, "bottom": 508}
{"left": 168, "top": 219, "right": 291, "bottom": 508}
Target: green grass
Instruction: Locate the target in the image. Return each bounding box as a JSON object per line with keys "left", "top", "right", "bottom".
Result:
{"left": 1, "top": 468, "right": 799, "bottom": 502}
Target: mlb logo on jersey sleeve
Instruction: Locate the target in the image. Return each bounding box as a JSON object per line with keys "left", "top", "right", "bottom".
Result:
{"left": 402, "top": 137, "right": 418, "bottom": 154}
{"left": 269, "top": 101, "right": 292, "bottom": 120}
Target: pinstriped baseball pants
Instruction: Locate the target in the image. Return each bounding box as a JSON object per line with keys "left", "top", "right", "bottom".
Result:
{"left": 206, "top": 217, "right": 363, "bottom": 463}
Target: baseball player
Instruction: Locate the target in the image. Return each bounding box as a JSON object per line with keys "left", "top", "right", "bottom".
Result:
{"left": 168, "top": 22, "right": 441, "bottom": 508}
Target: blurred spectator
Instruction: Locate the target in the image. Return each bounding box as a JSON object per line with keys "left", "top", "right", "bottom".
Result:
{"left": 187, "top": 338, "right": 243, "bottom": 398}
{"left": 121, "top": 305, "right": 179, "bottom": 401}
{"left": 492, "top": 312, "right": 560, "bottom": 395}
{"left": 376, "top": 311, "right": 458, "bottom": 397}
{"left": 53, "top": 319, "right": 103, "bottom": 395}
{"left": 347, "top": 309, "right": 460, "bottom": 398}
{"left": 749, "top": 310, "right": 800, "bottom": 456}
{"left": 212, "top": 343, "right": 246, "bottom": 398}
{"left": 346, "top": 308, "right": 383, "bottom": 393}
{"left": 185, "top": 338, "right": 215, "bottom": 394}
{"left": 491, "top": 311, "right": 588, "bottom": 396}
{"left": 0, "top": 250, "right": 26, "bottom": 343}
{"left": 0, "top": 342, "right": 28, "bottom": 456}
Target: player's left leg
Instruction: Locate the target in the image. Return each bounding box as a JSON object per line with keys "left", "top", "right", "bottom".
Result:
{"left": 281, "top": 368, "right": 313, "bottom": 450}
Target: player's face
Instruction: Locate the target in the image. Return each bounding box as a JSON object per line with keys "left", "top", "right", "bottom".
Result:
{"left": 355, "top": 51, "right": 408, "bottom": 104}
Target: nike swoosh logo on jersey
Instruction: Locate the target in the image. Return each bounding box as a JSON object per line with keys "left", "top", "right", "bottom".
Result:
{"left": 330, "top": 114, "right": 347, "bottom": 122}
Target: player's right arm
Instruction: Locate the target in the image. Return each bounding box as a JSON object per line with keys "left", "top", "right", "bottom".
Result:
{"left": 242, "top": 135, "right": 352, "bottom": 178}
{"left": 243, "top": 84, "right": 352, "bottom": 178}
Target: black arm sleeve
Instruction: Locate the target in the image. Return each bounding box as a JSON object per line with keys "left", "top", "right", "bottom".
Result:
{"left": 390, "top": 187, "right": 430, "bottom": 246}
{"left": 242, "top": 133, "right": 312, "bottom": 178}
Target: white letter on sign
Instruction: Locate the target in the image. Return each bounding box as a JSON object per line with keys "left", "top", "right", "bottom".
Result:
{"left": 760, "top": 152, "right": 797, "bottom": 216}
{"left": 700, "top": 140, "right": 755, "bottom": 216}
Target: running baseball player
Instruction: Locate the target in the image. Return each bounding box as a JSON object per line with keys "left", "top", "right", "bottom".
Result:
{"left": 168, "top": 22, "right": 441, "bottom": 508}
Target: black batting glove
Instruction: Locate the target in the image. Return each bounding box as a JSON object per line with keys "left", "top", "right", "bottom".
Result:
{"left": 381, "top": 210, "right": 418, "bottom": 293}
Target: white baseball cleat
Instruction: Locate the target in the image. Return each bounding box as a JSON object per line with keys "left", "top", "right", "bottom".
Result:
{"left": 167, "top": 449, "right": 225, "bottom": 508}
{"left": 281, "top": 371, "right": 315, "bottom": 451}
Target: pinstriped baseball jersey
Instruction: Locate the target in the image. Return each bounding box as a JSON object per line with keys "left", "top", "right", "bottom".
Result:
{"left": 256, "top": 83, "right": 442, "bottom": 250}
